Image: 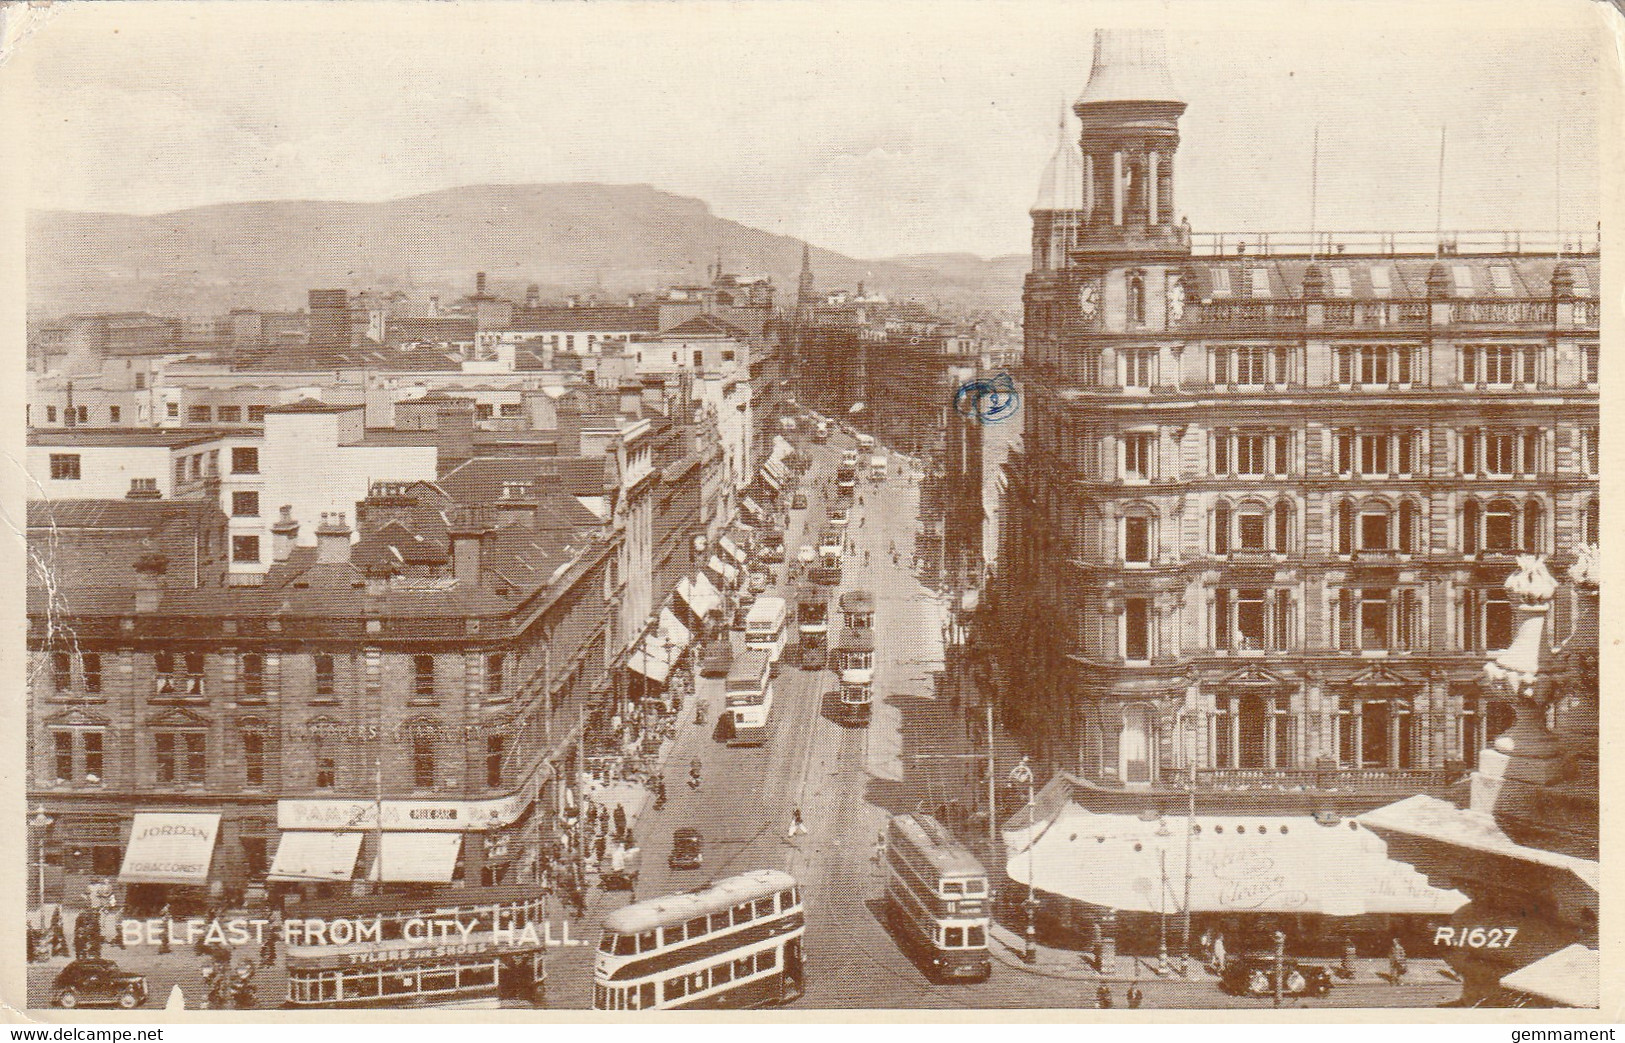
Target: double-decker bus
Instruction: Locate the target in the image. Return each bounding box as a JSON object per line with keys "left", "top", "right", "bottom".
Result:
{"left": 869, "top": 454, "right": 888, "bottom": 481}
{"left": 593, "top": 870, "right": 806, "bottom": 1010}
{"left": 744, "top": 595, "right": 789, "bottom": 665}
{"left": 724, "top": 649, "right": 774, "bottom": 745}
{"left": 834, "top": 627, "right": 874, "bottom": 725}
{"left": 813, "top": 419, "right": 830, "bottom": 443}
{"left": 794, "top": 584, "right": 828, "bottom": 659}
{"left": 836, "top": 455, "right": 857, "bottom": 496}
{"left": 283, "top": 887, "right": 551, "bottom": 1008}
{"left": 883, "top": 814, "right": 992, "bottom": 983}
{"left": 856, "top": 433, "right": 876, "bottom": 453}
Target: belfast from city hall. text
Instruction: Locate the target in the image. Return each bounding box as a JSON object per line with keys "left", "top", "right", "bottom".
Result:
{"left": 13, "top": 0, "right": 1607, "bottom": 1016}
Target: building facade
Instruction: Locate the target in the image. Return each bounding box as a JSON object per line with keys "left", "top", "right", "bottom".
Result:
{"left": 990, "top": 30, "right": 1600, "bottom": 790}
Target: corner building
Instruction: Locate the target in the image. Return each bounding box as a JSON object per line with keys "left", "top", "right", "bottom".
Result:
{"left": 993, "top": 31, "right": 1600, "bottom": 788}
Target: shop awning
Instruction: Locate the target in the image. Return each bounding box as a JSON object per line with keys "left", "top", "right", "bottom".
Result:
{"left": 659, "top": 607, "right": 692, "bottom": 650}
{"left": 708, "top": 555, "right": 738, "bottom": 586}
{"left": 1004, "top": 804, "right": 1468, "bottom": 918}
{"left": 741, "top": 496, "right": 767, "bottom": 520}
{"left": 764, "top": 456, "right": 789, "bottom": 482}
{"left": 119, "top": 812, "right": 222, "bottom": 885}
{"left": 684, "top": 573, "right": 723, "bottom": 618}
{"left": 772, "top": 434, "right": 795, "bottom": 461}
{"left": 370, "top": 833, "right": 464, "bottom": 883}
{"left": 758, "top": 467, "right": 783, "bottom": 491}
{"left": 1499, "top": 944, "right": 1598, "bottom": 1007}
{"left": 719, "top": 536, "right": 747, "bottom": 565}
{"left": 268, "top": 832, "right": 364, "bottom": 882}
{"left": 626, "top": 638, "right": 674, "bottom": 684}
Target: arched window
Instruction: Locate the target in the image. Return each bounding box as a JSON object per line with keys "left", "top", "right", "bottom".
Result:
{"left": 1485, "top": 499, "right": 1518, "bottom": 552}
{"left": 1273, "top": 500, "right": 1293, "bottom": 554}
{"left": 1128, "top": 274, "right": 1147, "bottom": 326}
{"left": 1522, "top": 500, "right": 1544, "bottom": 553}
{"left": 1357, "top": 499, "right": 1394, "bottom": 552}
{"left": 1235, "top": 502, "right": 1270, "bottom": 552}
{"left": 1398, "top": 498, "right": 1421, "bottom": 555}
{"left": 1335, "top": 500, "right": 1355, "bottom": 555}
{"left": 1213, "top": 501, "right": 1231, "bottom": 555}
{"left": 1461, "top": 500, "right": 1481, "bottom": 554}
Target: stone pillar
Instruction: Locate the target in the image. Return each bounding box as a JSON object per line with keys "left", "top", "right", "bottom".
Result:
{"left": 1112, "top": 151, "right": 1125, "bottom": 225}
{"left": 1083, "top": 154, "right": 1096, "bottom": 221}
{"left": 1148, "top": 152, "right": 1161, "bottom": 225}
{"left": 1158, "top": 154, "right": 1175, "bottom": 226}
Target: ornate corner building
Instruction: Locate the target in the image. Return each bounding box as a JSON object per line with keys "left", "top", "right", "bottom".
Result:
{"left": 990, "top": 31, "right": 1600, "bottom": 792}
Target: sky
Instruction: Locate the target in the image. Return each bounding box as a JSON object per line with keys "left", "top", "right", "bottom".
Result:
{"left": 7, "top": 0, "right": 1612, "bottom": 259}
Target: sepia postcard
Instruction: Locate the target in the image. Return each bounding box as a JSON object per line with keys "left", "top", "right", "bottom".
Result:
{"left": 1, "top": 0, "right": 1617, "bottom": 1024}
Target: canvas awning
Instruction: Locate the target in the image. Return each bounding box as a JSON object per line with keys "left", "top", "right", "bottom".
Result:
{"left": 707, "top": 555, "right": 738, "bottom": 586}
{"left": 741, "top": 496, "right": 767, "bottom": 519}
{"left": 758, "top": 467, "right": 783, "bottom": 491}
{"left": 685, "top": 572, "right": 723, "bottom": 618}
{"left": 119, "top": 812, "right": 222, "bottom": 885}
{"left": 1499, "top": 944, "right": 1598, "bottom": 1007}
{"left": 1004, "top": 805, "right": 1468, "bottom": 918}
{"left": 268, "top": 832, "right": 364, "bottom": 882}
{"left": 370, "top": 833, "right": 464, "bottom": 883}
{"left": 772, "top": 434, "right": 795, "bottom": 461}
{"left": 658, "top": 607, "right": 692, "bottom": 650}
{"left": 626, "top": 638, "right": 675, "bottom": 684}
{"left": 719, "top": 536, "right": 747, "bottom": 565}
{"left": 764, "top": 456, "right": 789, "bottom": 481}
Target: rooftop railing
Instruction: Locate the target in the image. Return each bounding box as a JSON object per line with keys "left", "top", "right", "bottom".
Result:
{"left": 1191, "top": 229, "right": 1601, "bottom": 258}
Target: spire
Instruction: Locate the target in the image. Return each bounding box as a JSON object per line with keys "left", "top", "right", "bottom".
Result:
{"left": 1076, "top": 29, "right": 1181, "bottom": 107}
{"left": 797, "top": 240, "right": 816, "bottom": 306}
{"left": 1031, "top": 103, "right": 1084, "bottom": 212}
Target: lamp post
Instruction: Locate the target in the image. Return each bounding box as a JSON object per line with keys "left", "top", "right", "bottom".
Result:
{"left": 31, "top": 805, "right": 54, "bottom": 908}
{"left": 1010, "top": 756, "right": 1037, "bottom": 964}
{"left": 1273, "top": 929, "right": 1287, "bottom": 1008}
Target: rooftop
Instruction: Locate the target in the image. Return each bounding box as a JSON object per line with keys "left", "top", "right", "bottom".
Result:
{"left": 28, "top": 428, "right": 223, "bottom": 449}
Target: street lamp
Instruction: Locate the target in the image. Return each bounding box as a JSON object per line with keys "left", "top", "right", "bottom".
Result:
{"left": 1010, "top": 756, "right": 1037, "bottom": 964}
{"left": 31, "top": 805, "right": 54, "bottom": 908}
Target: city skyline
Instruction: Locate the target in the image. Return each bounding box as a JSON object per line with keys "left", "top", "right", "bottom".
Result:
{"left": 11, "top": 0, "right": 1609, "bottom": 260}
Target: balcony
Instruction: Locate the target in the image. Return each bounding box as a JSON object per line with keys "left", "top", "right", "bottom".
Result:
{"left": 1194, "top": 766, "right": 1463, "bottom": 793}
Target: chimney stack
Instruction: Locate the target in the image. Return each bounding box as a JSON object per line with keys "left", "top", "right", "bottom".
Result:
{"left": 448, "top": 511, "right": 492, "bottom": 585}
{"left": 133, "top": 553, "right": 168, "bottom": 613}
{"left": 315, "top": 512, "right": 352, "bottom": 564}
{"left": 271, "top": 505, "right": 300, "bottom": 562}
{"left": 476, "top": 271, "right": 488, "bottom": 297}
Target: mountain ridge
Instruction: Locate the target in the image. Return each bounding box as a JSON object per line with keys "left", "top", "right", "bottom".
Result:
{"left": 27, "top": 183, "right": 1025, "bottom": 317}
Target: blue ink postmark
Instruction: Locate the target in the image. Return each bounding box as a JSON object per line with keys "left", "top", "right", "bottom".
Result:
{"left": 953, "top": 372, "right": 1020, "bottom": 424}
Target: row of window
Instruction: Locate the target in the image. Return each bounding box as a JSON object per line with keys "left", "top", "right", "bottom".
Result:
{"left": 599, "top": 889, "right": 797, "bottom": 958}
{"left": 180, "top": 404, "right": 269, "bottom": 424}
{"left": 1071, "top": 342, "right": 1598, "bottom": 391}
{"left": 45, "top": 728, "right": 512, "bottom": 790}
{"left": 50, "top": 651, "right": 509, "bottom": 700}
{"left": 594, "top": 946, "right": 779, "bottom": 1010}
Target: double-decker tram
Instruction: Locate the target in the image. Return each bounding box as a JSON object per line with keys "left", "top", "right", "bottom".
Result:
{"left": 744, "top": 595, "right": 789, "bottom": 665}
{"left": 810, "top": 529, "right": 843, "bottom": 586}
{"left": 724, "top": 648, "right": 774, "bottom": 746}
{"left": 838, "top": 589, "right": 875, "bottom": 632}
{"left": 834, "top": 626, "right": 874, "bottom": 726}
{"left": 794, "top": 584, "right": 828, "bottom": 668}
{"left": 593, "top": 870, "right": 806, "bottom": 1010}
{"left": 883, "top": 814, "right": 992, "bottom": 983}
{"left": 283, "top": 887, "right": 551, "bottom": 1008}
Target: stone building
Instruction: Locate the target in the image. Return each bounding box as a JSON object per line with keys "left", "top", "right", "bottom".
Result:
{"left": 988, "top": 30, "right": 1600, "bottom": 790}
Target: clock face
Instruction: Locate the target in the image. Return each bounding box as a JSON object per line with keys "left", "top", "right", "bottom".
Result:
{"left": 1078, "top": 282, "right": 1099, "bottom": 318}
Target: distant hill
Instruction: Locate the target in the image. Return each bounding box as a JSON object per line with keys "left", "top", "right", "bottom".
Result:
{"left": 27, "top": 183, "right": 1026, "bottom": 317}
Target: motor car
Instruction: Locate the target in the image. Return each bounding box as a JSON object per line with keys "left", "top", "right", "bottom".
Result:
{"left": 798, "top": 545, "right": 817, "bottom": 565}
{"left": 669, "top": 828, "right": 704, "bottom": 870}
{"left": 818, "top": 530, "right": 843, "bottom": 557}
{"left": 51, "top": 959, "right": 149, "bottom": 1010}
{"left": 792, "top": 492, "right": 809, "bottom": 510}
{"left": 829, "top": 507, "right": 850, "bottom": 528}
{"left": 1219, "top": 955, "right": 1334, "bottom": 998}
{"left": 701, "top": 638, "right": 733, "bottom": 677}
{"left": 749, "top": 570, "right": 771, "bottom": 594}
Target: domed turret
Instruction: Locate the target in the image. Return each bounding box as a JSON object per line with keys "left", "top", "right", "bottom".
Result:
{"left": 1030, "top": 109, "right": 1084, "bottom": 270}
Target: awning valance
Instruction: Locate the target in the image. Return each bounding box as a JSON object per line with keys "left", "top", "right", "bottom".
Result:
{"left": 627, "top": 639, "right": 674, "bottom": 684}
{"left": 268, "top": 832, "right": 364, "bottom": 882}
{"left": 708, "top": 555, "right": 738, "bottom": 586}
{"left": 120, "top": 812, "right": 222, "bottom": 885}
{"left": 370, "top": 833, "right": 464, "bottom": 883}
{"left": 758, "top": 467, "right": 783, "bottom": 491}
{"left": 764, "top": 456, "right": 789, "bottom": 481}
{"left": 1004, "top": 805, "right": 1468, "bottom": 918}
{"left": 719, "top": 536, "right": 747, "bottom": 565}
{"left": 686, "top": 572, "right": 723, "bottom": 617}
{"left": 741, "top": 496, "right": 767, "bottom": 519}
{"left": 659, "top": 607, "right": 692, "bottom": 650}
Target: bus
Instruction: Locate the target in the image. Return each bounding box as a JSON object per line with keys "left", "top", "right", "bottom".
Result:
{"left": 883, "top": 814, "right": 992, "bottom": 983}
{"left": 813, "top": 420, "right": 830, "bottom": 444}
{"left": 724, "top": 649, "right": 774, "bottom": 745}
{"left": 593, "top": 870, "right": 806, "bottom": 1010}
{"left": 834, "top": 627, "right": 874, "bottom": 726}
{"left": 744, "top": 595, "right": 789, "bottom": 664}
{"left": 869, "top": 454, "right": 888, "bottom": 481}
{"left": 856, "top": 433, "right": 876, "bottom": 453}
{"left": 838, "top": 589, "right": 876, "bottom": 631}
{"left": 283, "top": 888, "right": 551, "bottom": 1008}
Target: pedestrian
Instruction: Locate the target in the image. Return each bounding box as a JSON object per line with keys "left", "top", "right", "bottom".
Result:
{"left": 1127, "top": 982, "right": 1143, "bottom": 1008}
{"left": 594, "top": 834, "right": 607, "bottom": 862}
{"left": 1096, "top": 983, "right": 1113, "bottom": 1009}
{"left": 1388, "top": 938, "right": 1407, "bottom": 983}
{"left": 1212, "top": 932, "right": 1226, "bottom": 973}
{"left": 157, "top": 903, "right": 172, "bottom": 954}
{"left": 613, "top": 803, "right": 628, "bottom": 840}
{"left": 865, "top": 550, "right": 871, "bottom": 566}
{"left": 785, "top": 808, "right": 808, "bottom": 840}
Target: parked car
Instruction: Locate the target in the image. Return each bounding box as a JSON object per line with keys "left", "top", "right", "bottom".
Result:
{"left": 51, "top": 959, "right": 149, "bottom": 1009}
{"left": 669, "top": 828, "right": 704, "bottom": 870}
{"left": 1219, "top": 956, "right": 1334, "bottom": 998}
{"left": 792, "top": 492, "right": 809, "bottom": 510}
{"left": 701, "top": 638, "right": 733, "bottom": 677}
{"left": 749, "top": 570, "right": 771, "bottom": 593}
